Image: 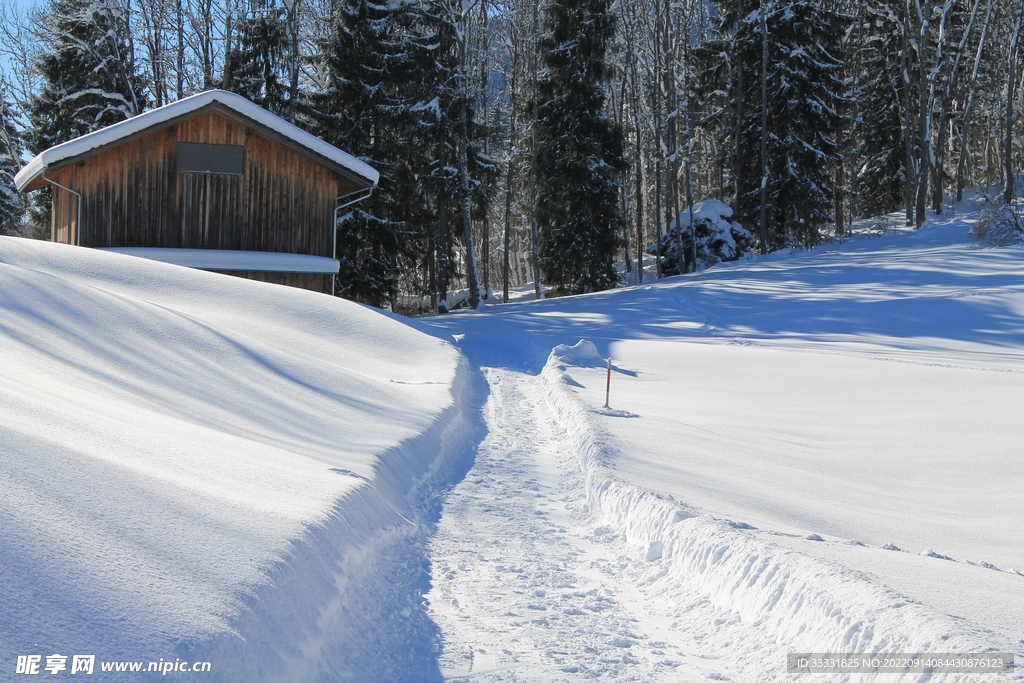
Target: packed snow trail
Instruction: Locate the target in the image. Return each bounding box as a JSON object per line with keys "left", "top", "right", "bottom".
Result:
{"left": 425, "top": 348, "right": 1015, "bottom": 682}
{"left": 427, "top": 368, "right": 733, "bottom": 682}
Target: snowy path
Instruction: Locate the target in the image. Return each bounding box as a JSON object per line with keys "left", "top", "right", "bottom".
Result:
{"left": 426, "top": 368, "right": 733, "bottom": 682}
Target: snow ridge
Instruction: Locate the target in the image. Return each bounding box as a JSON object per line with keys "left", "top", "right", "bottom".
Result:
{"left": 0, "top": 238, "right": 482, "bottom": 682}
{"left": 540, "top": 345, "right": 1003, "bottom": 682}
{"left": 194, "top": 356, "right": 483, "bottom": 683}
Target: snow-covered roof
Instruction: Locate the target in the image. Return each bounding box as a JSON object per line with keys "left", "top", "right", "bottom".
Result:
{"left": 14, "top": 90, "right": 379, "bottom": 192}
{"left": 98, "top": 247, "right": 341, "bottom": 274}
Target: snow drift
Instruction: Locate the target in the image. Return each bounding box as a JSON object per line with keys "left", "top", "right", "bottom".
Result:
{"left": 0, "top": 237, "right": 479, "bottom": 681}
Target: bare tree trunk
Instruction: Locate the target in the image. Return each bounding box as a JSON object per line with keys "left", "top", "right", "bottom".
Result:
{"left": 429, "top": 233, "right": 437, "bottom": 312}
{"left": 956, "top": 0, "right": 993, "bottom": 201}
{"left": 438, "top": 191, "right": 450, "bottom": 313}
{"left": 1004, "top": 0, "right": 1023, "bottom": 205}
{"left": 480, "top": 0, "right": 490, "bottom": 297}
{"left": 932, "top": 0, "right": 983, "bottom": 213}
{"left": 902, "top": 0, "right": 916, "bottom": 225}
{"left": 662, "top": 0, "right": 682, "bottom": 266}
{"left": 617, "top": 75, "right": 632, "bottom": 274}
{"left": 682, "top": 27, "right": 696, "bottom": 269}
{"left": 759, "top": 0, "right": 769, "bottom": 252}
{"left": 459, "top": 134, "right": 481, "bottom": 309}
{"left": 502, "top": 28, "right": 519, "bottom": 303}
{"left": 620, "top": 0, "right": 644, "bottom": 283}
{"left": 201, "top": 0, "right": 215, "bottom": 88}
{"left": 652, "top": 0, "right": 665, "bottom": 278}
{"left": 286, "top": 0, "right": 302, "bottom": 122}
{"left": 137, "top": 0, "right": 168, "bottom": 107}
{"left": 733, "top": 0, "right": 745, "bottom": 241}
{"left": 634, "top": 115, "right": 645, "bottom": 282}
{"left": 529, "top": 0, "right": 542, "bottom": 299}
{"left": 176, "top": 0, "right": 184, "bottom": 98}
{"left": 457, "top": 3, "right": 480, "bottom": 310}
{"left": 913, "top": 0, "right": 933, "bottom": 228}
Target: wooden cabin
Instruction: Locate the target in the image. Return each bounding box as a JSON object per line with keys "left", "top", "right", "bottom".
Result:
{"left": 14, "top": 90, "right": 379, "bottom": 293}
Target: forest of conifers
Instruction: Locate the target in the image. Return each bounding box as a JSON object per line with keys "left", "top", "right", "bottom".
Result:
{"left": 0, "top": 0, "right": 1021, "bottom": 312}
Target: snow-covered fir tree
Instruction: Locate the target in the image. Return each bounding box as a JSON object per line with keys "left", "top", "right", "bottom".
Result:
{"left": 408, "top": 0, "right": 494, "bottom": 311}
{"left": 310, "top": 0, "right": 491, "bottom": 311}
{"left": 0, "top": 96, "right": 25, "bottom": 236}
{"left": 535, "top": 0, "right": 624, "bottom": 295}
{"left": 28, "top": 0, "right": 145, "bottom": 234}
{"left": 700, "top": 0, "right": 846, "bottom": 250}
{"left": 224, "top": 1, "right": 292, "bottom": 118}
{"left": 695, "top": 0, "right": 760, "bottom": 239}
{"left": 652, "top": 200, "right": 753, "bottom": 275}
{"left": 849, "top": 1, "right": 909, "bottom": 219}
{"left": 30, "top": 0, "right": 144, "bottom": 149}
{"left": 310, "top": 0, "right": 447, "bottom": 309}
{"left": 750, "top": 0, "right": 846, "bottom": 249}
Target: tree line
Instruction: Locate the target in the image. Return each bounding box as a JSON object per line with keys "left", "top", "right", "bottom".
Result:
{"left": 1, "top": 0, "right": 1022, "bottom": 311}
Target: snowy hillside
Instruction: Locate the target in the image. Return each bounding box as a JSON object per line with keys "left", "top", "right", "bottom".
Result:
{"left": 0, "top": 238, "right": 478, "bottom": 681}
{"left": 422, "top": 208, "right": 1024, "bottom": 682}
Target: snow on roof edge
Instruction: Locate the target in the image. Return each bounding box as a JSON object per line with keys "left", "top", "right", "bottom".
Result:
{"left": 99, "top": 247, "right": 341, "bottom": 274}
{"left": 15, "top": 90, "right": 379, "bottom": 191}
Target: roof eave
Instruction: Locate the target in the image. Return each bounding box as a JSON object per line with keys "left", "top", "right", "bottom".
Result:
{"left": 14, "top": 91, "right": 379, "bottom": 192}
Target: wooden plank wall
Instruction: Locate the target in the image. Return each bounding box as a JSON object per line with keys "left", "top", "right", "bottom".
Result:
{"left": 50, "top": 109, "right": 363, "bottom": 267}
{"left": 219, "top": 271, "right": 331, "bottom": 293}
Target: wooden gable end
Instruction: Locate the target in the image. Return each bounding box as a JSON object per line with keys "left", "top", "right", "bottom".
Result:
{"left": 47, "top": 108, "right": 364, "bottom": 256}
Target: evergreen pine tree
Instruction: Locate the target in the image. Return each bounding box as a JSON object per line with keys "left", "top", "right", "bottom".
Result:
{"left": 309, "top": 0, "right": 442, "bottom": 308}
{"left": 696, "top": 0, "right": 759, "bottom": 234}
{"left": 426, "top": 0, "right": 497, "bottom": 310}
{"left": 30, "top": 0, "right": 144, "bottom": 149}
{"left": 224, "top": 0, "right": 292, "bottom": 117}
{"left": 0, "top": 96, "right": 25, "bottom": 237}
{"left": 28, "top": 0, "right": 145, "bottom": 234}
{"left": 702, "top": 0, "right": 846, "bottom": 251}
{"left": 535, "top": 0, "right": 624, "bottom": 295}
{"left": 761, "top": 0, "right": 847, "bottom": 248}
{"left": 851, "top": 1, "right": 911, "bottom": 218}
{"left": 735, "top": 0, "right": 846, "bottom": 249}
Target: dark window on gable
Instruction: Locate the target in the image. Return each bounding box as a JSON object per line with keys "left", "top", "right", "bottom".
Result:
{"left": 177, "top": 143, "right": 244, "bottom": 175}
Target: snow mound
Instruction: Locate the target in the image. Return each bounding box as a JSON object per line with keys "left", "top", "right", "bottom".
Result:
{"left": 0, "top": 237, "right": 478, "bottom": 681}
{"left": 549, "top": 339, "right": 605, "bottom": 367}
{"left": 655, "top": 199, "right": 754, "bottom": 274}
{"left": 671, "top": 198, "right": 736, "bottom": 230}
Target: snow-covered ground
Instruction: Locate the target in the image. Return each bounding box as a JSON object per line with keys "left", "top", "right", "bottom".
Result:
{"left": 0, "top": 238, "right": 480, "bottom": 681}
{"left": 3, "top": 199, "right": 1022, "bottom": 682}
{"left": 422, "top": 207, "right": 1024, "bottom": 682}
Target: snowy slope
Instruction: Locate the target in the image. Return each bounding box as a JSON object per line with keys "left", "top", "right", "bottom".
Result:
{"left": 0, "top": 237, "right": 478, "bottom": 681}
{"left": 422, "top": 209, "right": 1024, "bottom": 681}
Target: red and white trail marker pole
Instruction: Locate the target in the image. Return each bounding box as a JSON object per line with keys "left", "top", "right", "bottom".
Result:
{"left": 604, "top": 357, "right": 612, "bottom": 408}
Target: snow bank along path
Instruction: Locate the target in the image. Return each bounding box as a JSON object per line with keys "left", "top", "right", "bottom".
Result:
{"left": 429, "top": 366, "right": 755, "bottom": 682}
{"left": 423, "top": 215, "right": 1024, "bottom": 682}
{"left": 0, "top": 237, "right": 481, "bottom": 681}
{"left": 544, "top": 342, "right": 1010, "bottom": 681}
